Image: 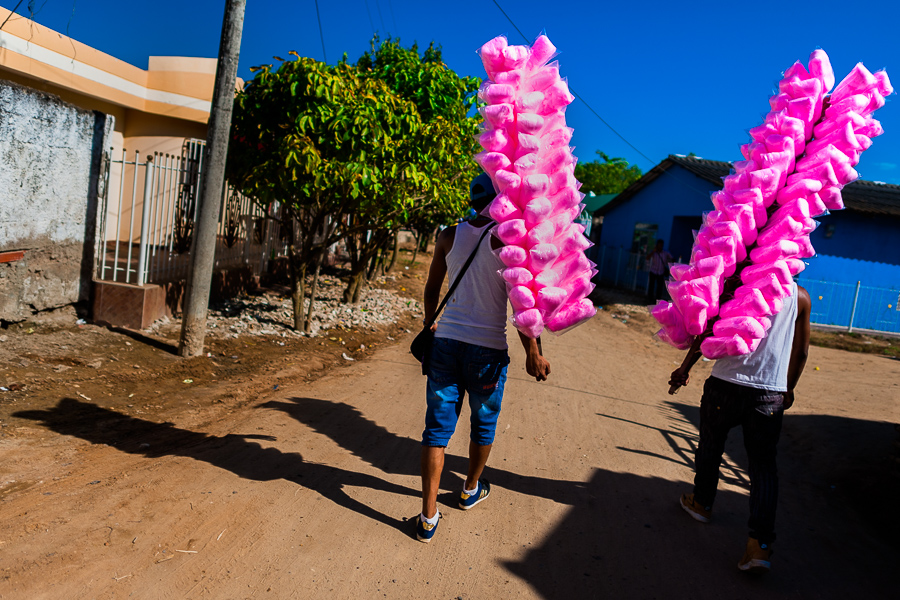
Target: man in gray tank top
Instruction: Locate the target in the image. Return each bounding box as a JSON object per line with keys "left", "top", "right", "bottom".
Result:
{"left": 668, "top": 281, "right": 811, "bottom": 573}
{"left": 415, "top": 173, "right": 552, "bottom": 543}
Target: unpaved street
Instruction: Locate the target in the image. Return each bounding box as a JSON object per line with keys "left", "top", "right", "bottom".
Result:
{"left": 1, "top": 302, "right": 899, "bottom": 599}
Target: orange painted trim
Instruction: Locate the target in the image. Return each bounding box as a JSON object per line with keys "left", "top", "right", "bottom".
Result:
{"left": 0, "top": 251, "right": 25, "bottom": 263}
{"left": 0, "top": 56, "right": 209, "bottom": 124}
{"left": 147, "top": 71, "right": 215, "bottom": 101}
{"left": 0, "top": 8, "right": 148, "bottom": 88}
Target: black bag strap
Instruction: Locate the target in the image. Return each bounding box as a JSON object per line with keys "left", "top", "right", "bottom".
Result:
{"left": 425, "top": 223, "right": 495, "bottom": 329}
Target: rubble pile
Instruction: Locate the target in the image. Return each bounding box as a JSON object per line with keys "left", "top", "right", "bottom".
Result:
{"left": 150, "top": 275, "right": 423, "bottom": 338}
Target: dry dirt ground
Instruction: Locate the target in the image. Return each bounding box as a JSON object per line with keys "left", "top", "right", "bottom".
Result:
{"left": 1, "top": 254, "right": 898, "bottom": 599}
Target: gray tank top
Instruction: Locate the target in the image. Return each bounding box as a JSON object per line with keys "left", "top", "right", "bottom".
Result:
{"left": 711, "top": 280, "right": 798, "bottom": 392}
{"left": 435, "top": 222, "right": 508, "bottom": 350}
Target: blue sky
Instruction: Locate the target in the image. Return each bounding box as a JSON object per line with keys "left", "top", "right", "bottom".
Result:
{"left": 4, "top": 0, "right": 900, "bottom": 183}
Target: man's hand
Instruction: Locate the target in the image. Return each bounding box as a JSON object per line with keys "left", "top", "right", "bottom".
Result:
{"left": 526, "top": 352, "right": 551, "bottom": 382}
{"left": 517, "top": 332, "right": 550, "bottom": 382}
{"left": 783, "top": 390, "right": 795, "bottom": 410}
{"left": 668, "top": 367, "right": 690, "bottom": 391}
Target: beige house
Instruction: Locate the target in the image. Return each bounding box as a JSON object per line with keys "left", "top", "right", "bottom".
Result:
{"left": 0, "top": 5, "right": 217, "bottom": 158}
{"left": 1, "top": 7, "right": 275, "bottom": 328}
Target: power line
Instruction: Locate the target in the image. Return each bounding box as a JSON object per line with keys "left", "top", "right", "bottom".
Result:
{"left": 488, "top": 0, "right": 716, "bottom": 197}
{"left": 0, "top": 1, "right": 26, "bottom": 32}
{"left": 489, "top": 0, "right": 656, "bottom": 168}
{"left": 374, "top": 0, "right": 387, "bottom": 34}
{"left": 362, "top": 0, "right": 376, "bottom": 34}
{"left": 388, "top": 0, "right": 399, "bottom": 38}
{"left": 314, "top": 0, "right": 327, "bottom": 63}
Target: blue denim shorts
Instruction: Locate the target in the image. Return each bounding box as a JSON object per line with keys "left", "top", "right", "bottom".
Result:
{"left": 422, "top": 337, "right": 510, "bottom": 447}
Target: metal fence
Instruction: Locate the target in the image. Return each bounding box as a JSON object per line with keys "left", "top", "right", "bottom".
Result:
{"left": 588, "top": 244, "right": 652, "bottom": 295}
{"left": 96, "top": 141, "right": 289, "bottom": 286}
{"left": 800, "top": 279, "right": 900, "bottom": 334}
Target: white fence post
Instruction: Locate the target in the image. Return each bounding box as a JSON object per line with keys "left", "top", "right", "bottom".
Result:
{"left": 136, "top": 155, "right": 155, "bottom": 286}
{"left": 848, "top": 280, "right": 861, "bottom": 333}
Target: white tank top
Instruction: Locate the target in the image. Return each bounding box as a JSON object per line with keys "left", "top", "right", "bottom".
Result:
{"left": 711, "top": 281, "right": 798, "bottom": 392}
{"left": 435, "top": 222, "right": 509, "bottom": 350}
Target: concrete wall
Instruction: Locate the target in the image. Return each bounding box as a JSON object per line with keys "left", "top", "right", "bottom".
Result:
{"left": 0, "top": 79, "right": 113, "bottom": 322}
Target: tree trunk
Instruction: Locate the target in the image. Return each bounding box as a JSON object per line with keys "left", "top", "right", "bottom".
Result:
{"left": 303, "top": 248, "right": 325, "bottom": 333}
{"left": 289, "top": 254, "right": 307, "bottom": 331}
{"left": 352, "top": 270, "right": 365, "bottom": 303}
{"left": 366, "top": 248, "right": 380, "bottom": 281}
{"left": 344, "top": 269, "right": 365, "bottom": 304}
{"left": 386, "top": 232, "right": 399, "bottom": 273}
{"left": 409, "top": 231, "right": 420, "bottom": 265}
{"left": 284, "top": 212, "right": 307, "bottom": 332}
{"left": 342, "top": 234, "right": 361, "bottom": 303}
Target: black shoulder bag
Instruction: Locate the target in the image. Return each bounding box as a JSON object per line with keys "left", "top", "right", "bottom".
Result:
{"left": 410, "top": 224, "right": 494, "bottom": 374}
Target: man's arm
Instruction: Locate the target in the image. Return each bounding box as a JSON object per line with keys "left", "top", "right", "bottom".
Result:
{"left": 668, "top": 335, "right": 704, "bottom": 394}
{"left": 518, "top": 330, "right": 550, "bottom": 381}
{"left": 422, "top": 227, "right": 454, "bottom": 329}
{"left": 784, "top": 286, "right": 811, "bottom": 409}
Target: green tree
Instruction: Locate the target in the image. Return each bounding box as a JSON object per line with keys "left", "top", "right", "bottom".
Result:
{"left": 574, "top": 151, "right": 643, "bottom": 195}
{"left": 337, "top": 37, "right": 480, "bottom": 302}
{"left": 227, "top": 53, "right": 424, "bottom": 329}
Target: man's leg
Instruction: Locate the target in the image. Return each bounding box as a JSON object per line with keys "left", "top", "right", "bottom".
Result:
{"left": 465, "top": 441, "right": 492, "bottom": 491}
{"left": 648, "top": 273, "right": 659, "bottom": 302}
{"left": 421, "top": 338, "right": 464, "bottom": 520}
{"left": 742, "top": 395, "right": 785, "bottom": 545}
{"left": 421, "top": 446, "right": 445, "bottom": 519}
{"left": 693, "top": 378, "right": 742, "bottom": 507}
{"left": 462, "top": 346, "right": 508, "bottom": 502}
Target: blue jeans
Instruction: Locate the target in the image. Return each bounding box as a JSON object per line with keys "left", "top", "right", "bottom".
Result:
{"left": 422, "top": 337, "right": 510, "bottom": 447}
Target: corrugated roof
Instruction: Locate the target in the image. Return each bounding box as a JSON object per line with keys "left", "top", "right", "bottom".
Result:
{"left": 583, "top": 193, "right": 617, "bottom": 214}
{"left": 598, "top": 154, "right": 900, "bottom": 219}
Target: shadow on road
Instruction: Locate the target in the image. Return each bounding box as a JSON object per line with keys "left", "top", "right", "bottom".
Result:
{"left": 16, "top": 394, "right": 899, "bottom": 598}
{"left": 262, "top": 396, "right": 589, "bottom": 506}
{"left": 505, "top": 401, "right": 900, "bottom": 599}
{"left": 15, "top": 398, "right": 419, "bottom": 532}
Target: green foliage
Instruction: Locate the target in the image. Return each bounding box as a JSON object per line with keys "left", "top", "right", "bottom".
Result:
{"left": 228, "top": 53, "right": 423, "bottom": 213}
{"left": 574, "top": 151, "right": 643, "bottom": 196}
{"left": 227, "top": 39, "right": 481, "bottom": 305}
{"left": 354, "top": 36, "right": 482, "bottom": 224}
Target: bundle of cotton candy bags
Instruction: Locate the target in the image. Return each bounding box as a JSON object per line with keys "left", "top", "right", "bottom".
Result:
{"left": 476, "top": 34, "right": 596, "bottom": 338}
{"left": 651, "top": 49, "right": 890, "bottom": 357}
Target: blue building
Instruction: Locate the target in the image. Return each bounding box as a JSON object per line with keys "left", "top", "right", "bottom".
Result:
{"left": 595, "top": 155, "right": 900, "bottom": 332}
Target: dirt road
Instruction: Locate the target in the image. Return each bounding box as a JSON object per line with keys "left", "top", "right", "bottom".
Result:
{"left": 1, "top": 301, "right": 899, "bottom": 598}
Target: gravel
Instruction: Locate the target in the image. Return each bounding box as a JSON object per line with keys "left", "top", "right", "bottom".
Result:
{"left": 146, "top": 275, "right": 423, "bottom": 338}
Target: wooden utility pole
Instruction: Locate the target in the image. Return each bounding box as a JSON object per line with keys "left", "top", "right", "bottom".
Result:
{"left": 178, "top": 0, "right": 246, "bottom": 357}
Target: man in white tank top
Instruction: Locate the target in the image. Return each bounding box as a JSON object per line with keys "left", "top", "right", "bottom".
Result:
{"left": 668, "top": 281, "right": 811, "bottom": 573}
{"left": 415, "top": 174, "right": 551, "bottom": 543}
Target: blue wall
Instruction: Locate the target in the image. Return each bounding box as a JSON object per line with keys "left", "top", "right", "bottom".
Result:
{"left": 799, "top": 254, "right": 900, "bottom": 288}
{"left": 809, "top": 210, "right": 900, "bottom": 267}
{"left": 602, "top": 163, "right": 900, "bottom": 288}
{"left": 600, "top": 165, "right": 717, "bottom": 264}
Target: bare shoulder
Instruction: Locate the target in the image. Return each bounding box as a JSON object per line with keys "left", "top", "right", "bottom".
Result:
{"left": 437, "top": 225, "right": 457, "bottom": 244}
{"left": 796, "top": 285, "right": 811, "bottom": 307}
{"left": 435, "top": 225, "right": 457, "bottom": 255}
{"left": 796, "top": 285, "right": 812, "bottom": 315}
